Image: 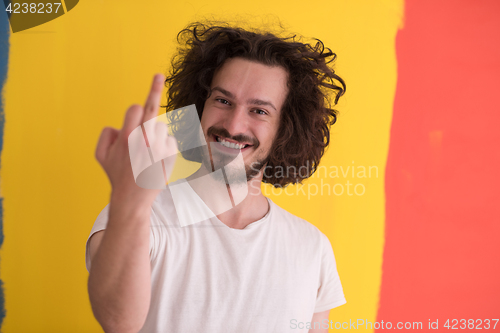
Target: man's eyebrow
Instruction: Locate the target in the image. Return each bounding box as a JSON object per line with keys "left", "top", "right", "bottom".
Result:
{"left": 211, "top": 86, "right": 235, "bottom": 98}
{"left": 211, "top": 86, "right": 277, "bottom": 112}
{"left": 247, "top": 98, "right": 277, "bottom": 112}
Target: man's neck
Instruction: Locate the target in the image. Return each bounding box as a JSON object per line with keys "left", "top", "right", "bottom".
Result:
{"left": 186, "top": 166, "right": 269, "bottom": 230}
{"left": 218, "top": 177, "right": 269, "bottom": 229}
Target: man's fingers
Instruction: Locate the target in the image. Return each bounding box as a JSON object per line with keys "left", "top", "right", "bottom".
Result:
{"left": 142, "top": 74, "right": 165, "bottom": 124}
{"left": 95, "top": 127, "right": 119, "bottom": 164}
{"left": 120, "top": 104, "right": 145, "bottom": 140}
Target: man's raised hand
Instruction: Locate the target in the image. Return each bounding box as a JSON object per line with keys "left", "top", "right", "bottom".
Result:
{"left": 94, "top": 74, "right": 177, "bottom": 205}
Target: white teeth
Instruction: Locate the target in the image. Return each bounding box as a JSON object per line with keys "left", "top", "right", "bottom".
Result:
{"left": 216, "top": 137, "right": 246, "bottom": 149}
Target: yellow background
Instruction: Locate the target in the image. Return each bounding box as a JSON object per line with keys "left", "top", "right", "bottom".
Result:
{"left": 0, "top": 0, "right": 402, "bottom": 331}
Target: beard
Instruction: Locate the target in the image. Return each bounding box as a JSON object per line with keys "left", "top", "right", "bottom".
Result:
{"left": 199, "top": 126, "right": 269, "bottom": 184}
{"left": 199, "top": 144, "right": 268, "bottom": 184}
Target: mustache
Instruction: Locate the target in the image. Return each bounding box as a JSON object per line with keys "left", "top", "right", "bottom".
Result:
{"left": 207, "top": 126, "right": 260, "bottom": 148}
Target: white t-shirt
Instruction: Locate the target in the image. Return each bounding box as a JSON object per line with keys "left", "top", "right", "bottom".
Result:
{"left": 86, "top": 183, "right": 346, "bottom": 333}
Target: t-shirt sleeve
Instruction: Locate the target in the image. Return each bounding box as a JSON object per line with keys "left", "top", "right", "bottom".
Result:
{"left": 314, "top": 232, "right": 347, "bottom": 313}
{"left": 85, "top": 204, "right": 156, "bottom": 272}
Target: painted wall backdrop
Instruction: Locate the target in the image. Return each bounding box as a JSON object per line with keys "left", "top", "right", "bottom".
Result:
{"left": 0, "top": 0, "right": 497, "bottom": 332}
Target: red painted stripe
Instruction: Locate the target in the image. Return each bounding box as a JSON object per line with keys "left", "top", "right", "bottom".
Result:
{"left": 378, "top": 0, "right": 500, "bottom": 329}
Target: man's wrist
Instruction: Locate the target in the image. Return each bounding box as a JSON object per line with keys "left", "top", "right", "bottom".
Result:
{"left": 109, "top": 189, "right": 155, "bottom": 216}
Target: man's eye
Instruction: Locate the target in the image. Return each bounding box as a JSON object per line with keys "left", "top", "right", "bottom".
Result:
{"left": 253, "top": 109, "right": 267, "bottom": 115}
{"left": 216, "top": 98, "right": 230, "bottom": 105}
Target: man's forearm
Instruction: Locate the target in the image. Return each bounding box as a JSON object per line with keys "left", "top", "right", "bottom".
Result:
{"left": 88, "top": 194, "right": 152, "bottom": 333}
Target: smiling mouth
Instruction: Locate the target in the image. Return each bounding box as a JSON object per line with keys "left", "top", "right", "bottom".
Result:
{"left": 214, "top": 135, "right": 252, "bottom": 150}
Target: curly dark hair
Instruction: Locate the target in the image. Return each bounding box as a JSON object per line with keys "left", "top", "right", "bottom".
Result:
{"left": 163, "top": 22, "right": 346, "bottom": 187}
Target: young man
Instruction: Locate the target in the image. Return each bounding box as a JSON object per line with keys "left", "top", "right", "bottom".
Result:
{"left": 86, "top": 23, "right": 347, "bottom": 333}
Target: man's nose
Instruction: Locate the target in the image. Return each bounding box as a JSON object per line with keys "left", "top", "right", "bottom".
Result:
{"left": 223, "top": 106, "right": 249, "bottom": 137}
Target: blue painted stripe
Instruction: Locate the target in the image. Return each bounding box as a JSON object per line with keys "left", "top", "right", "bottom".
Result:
{"left": 0, "top": 2, "right": 9, "bottom": 327}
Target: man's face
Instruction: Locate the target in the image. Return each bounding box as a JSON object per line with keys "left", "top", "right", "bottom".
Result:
{"left": 200, "top": 57, "right": 288, "bottom": 181}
